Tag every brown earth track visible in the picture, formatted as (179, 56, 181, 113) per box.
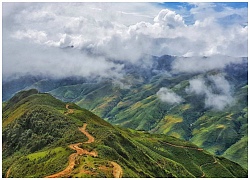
(6, 104, 122, 178)
(46, 104, 122, 178)
(110, 161, 123, 178)
(65, 104, 74, 115)
(45, 104, 97, 178)
(79, 124, 95, 144)
(45, 122, 97, 178)
(6, 166, 11, 178)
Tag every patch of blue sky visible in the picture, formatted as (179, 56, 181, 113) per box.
(160, 2, 194, 11)
(159, 2, 247, 11)
(157, 2, 247, 25)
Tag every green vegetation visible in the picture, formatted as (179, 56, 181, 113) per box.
(2, 90, 247, 178)
(47, 68, 248, 169)
(6, 147, 71, 178)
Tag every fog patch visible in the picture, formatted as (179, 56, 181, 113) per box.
(186, 74, 234, 110)
(157, 87, 183, 104)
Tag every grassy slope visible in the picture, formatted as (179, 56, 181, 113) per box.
(2, 90, 247, 178)
(48, 71, 248, 169)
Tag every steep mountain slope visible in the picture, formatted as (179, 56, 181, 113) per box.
(2, 55, 248, 169)
(48, 62, 247, 168)
(2, 90, 247, 178)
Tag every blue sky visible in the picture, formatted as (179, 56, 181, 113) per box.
(158, 2, 248, 25)
(161, 2, 248, 10)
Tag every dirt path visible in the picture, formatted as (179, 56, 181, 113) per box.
(79, 124, 95, 144)
(65, 104, 74, 115)
(45, 122, 97, 178)
(6, 104, 122, 178)
(46, 105, 97, 178)
(110, 162, 123, 178)
(159, 141, 203, 151)
(6, 166, 11, 178)
(199, 156, 218, 178)
(46, 104, 122, 178)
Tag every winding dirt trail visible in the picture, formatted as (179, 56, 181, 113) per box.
(46, 104, 122, 178)
(45, 122, 97, 178)
(79, 124, 95, 144)
(45, 104, 97, 178)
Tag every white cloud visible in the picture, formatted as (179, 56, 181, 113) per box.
(153, 9, 186, 28)
(2, 2, 248, 80)
(157, 87, 183, 104)
(13, 29, 48, 44)
(205, 93, 233, 111)
(208, 74, 231, 95)
(172, 55, 244, 73)
(186, 77, 208, 95)
(186, 74, 234, 110)
(2, 37, 124, 80)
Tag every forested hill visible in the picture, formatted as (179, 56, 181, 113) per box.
(2, 89, 247, 178)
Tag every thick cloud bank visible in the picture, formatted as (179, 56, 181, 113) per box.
(3, 2, 248, 80)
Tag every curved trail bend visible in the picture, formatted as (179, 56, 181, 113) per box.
(110, 162, 123, 178)
(65, 104, 74, 115)
(45, 123, 97, 178)
(46, 104, 122, 178)
(200, 156, 218, 178)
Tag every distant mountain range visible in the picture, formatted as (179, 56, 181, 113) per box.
(3, 55, 248, 169)
(2, 89, 247, 177)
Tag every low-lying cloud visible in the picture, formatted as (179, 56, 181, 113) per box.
(2, 37, 124, 80)
(157, 87, 183, 104)
(186, 74, 234, 110)
(171, 55, 245, 73)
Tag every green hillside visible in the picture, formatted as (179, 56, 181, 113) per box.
(2, 90, 247, 178)
(48, 71, 248, 169)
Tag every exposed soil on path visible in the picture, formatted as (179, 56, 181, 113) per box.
(45, 122, 97, 178)
(79, 124, 95, 144)
(6, 104, 122, 178)
(46, 104, 122, 178)
(65, 104, 74, 115)
(110, 161, 123, 178)
(6, 166, 11, 178)
(45, 105, 97, 178)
